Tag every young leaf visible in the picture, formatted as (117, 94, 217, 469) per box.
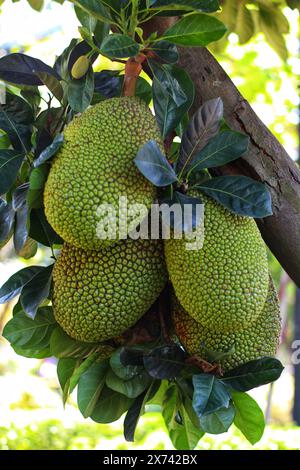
(200, 403, 235, 434)
(2, 306, 56, 349)
(231, 390, 265, 445)
(134, 140, 178, 187)
(0, 150, 24, 195)
(192, 374, 231, 417)
(0, 53, 61, 86)
(188, 130, 249, 173)
(20, 264, 53, 319)
(160, 13, 226, 47)
(67, 66, 95, 113)
(143, 344, 186, 379)
(77, 361, 109, 418)
(0, 265, 51, 304)
(99, 34, 140, 59)
(33, 134, 64, 168)
(90, 386, 133, 423)
(151, 40, 179, 63)
(196, 175, 273, 218)
(178, 98, 223, 173)
(222, 357, 284, 392)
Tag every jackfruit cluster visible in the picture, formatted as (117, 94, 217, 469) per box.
(52, 238, 167, 342)
(172, 277, 281, 372)
(44, 97, 162, 250)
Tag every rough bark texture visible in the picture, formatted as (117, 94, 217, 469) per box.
(178, 47, 300, 287)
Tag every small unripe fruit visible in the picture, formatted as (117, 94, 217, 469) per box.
(71, 56, 90, 79)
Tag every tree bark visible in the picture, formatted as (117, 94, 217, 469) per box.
(178, 47, 300, 287)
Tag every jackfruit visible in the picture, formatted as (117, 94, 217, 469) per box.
(172, 278, 281, 372)
(44, 97, 162, 249)
(52, 238, 167, 342)
(165, 192, 269, 331)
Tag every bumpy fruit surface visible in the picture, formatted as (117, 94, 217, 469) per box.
(44, 97, 162, 249)
(165, 192, 269, 331)
(52, 238, 167, 342)
(172, 278, 281, 372)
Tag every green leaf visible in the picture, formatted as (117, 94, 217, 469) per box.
(35, 72, 63, 102)
(134, 140, 178, 187)
(188, 130, 249, 173)
(69, 351, 100, 393)
(106, 369, 152, 398)
(0, 53, 61, 86)
(33, 134, 64, 168)
(110, 349, 144, 380)
(90, 386, 133, 423)
(20, 264, 53, 319)
(200, 403, 235, 434)
(29, 208, 63, 247)
(13, 204, 29, 255)
(0, 199, 14, 246)
(151, 62, 194, 138)
(160, 13, 226, 47)
(2, 306, 56, 349)
(100, 34, 140, 59)
(231, 390, 265, 445)
(75, 3, 98, 32)
(50, 326, 97, 358)
(196, 175, 273, 218)
(150, 1, 220, 13)
(151, 40, 179, 63)
(77, 361, 109, 418)
(0, 150, 24, 195)
(27, 164, 49, 209)
(192, 374, 231, 417)
(143, 344, 186, 380)
(67, 66, 94, 112)
(0, 265, 46, 304)
(223, 357, 284, 392)
(57, 358, 78, 404)
(27, 0, 44, 12)
(235, 2, 254, 44)
(72, 0, 112, 24)
(0, 93, 33, 152)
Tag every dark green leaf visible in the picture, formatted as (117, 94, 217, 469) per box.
(223, 357, 284, 392)
(192, 374, 231, 417)
(120, 347, 145, 367)
(20, 264, 53, 319)
(35, 72, 64, 102)
(0, 53, 61, 86)
(72, 0, 112, 24)
(77, 361, 109, 418)
(188, 130, 249, 173)
(150, 1, 219, 13)
(178, 98, 223, 174)
(100, 34, 140, 59)
(0, 93, 33, 152)
(12, 344, 51, 359)
(27, 165, 49, 209)
(57, 358, 77, 404)
(50, 326, 97, 358)
(29, 208, 63, 246)
(200, 403, 235, 434)
(134, 140, 178, 187)
(0, 265, 47, 304)
(94, 70, 120, 98)
(90, 386, 133, 423)
(110, 349, 144, 379)
(69, 351, 100, 393)
(2, 306, 56, 349)
(0, 199, 14, 245)
(160, 191, 204, 235)
(33, 134, 64, 168)
(13, 204, 29, 255)
(151, 41, 179, 63)
(12, 182, 29, 210)
(0, 150, 24, 195)
(196, 175, 273, 218)
(67, 66, 94, 112)
(160, 13, 226, 46)
(106, 369, 152, 398)
(75, 4, 98, 32)
(143, 344, 186, 379)
(231, 391, 265, 445)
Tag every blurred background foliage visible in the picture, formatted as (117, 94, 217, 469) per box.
(0, 0, 299, 450)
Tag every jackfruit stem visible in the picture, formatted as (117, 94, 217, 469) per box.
(123, 54, 146, 97)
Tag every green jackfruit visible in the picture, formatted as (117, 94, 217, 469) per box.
(165, 193, 269, 331)
(44, 97, 162, 249)
(52, 238, 167, 342)
(172, 278, 281, 372)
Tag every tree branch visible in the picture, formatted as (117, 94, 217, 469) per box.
(178, 47, 300, 287)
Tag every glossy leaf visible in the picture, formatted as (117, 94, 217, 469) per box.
(231, 391, 265, 445)
(0, 199, 14, 245)
(33, 133, 64, 167)
(100, 34, 140, 59)
(0, 265, 49, 304)
(188, 130, 249, 173)
(160, 191, 204, 235)
(77, 361, 109, 418)
(13, 204, 29, 255)
(134, 140, 178, 187)
(29, 208, 63, 247)
(12, 182, 29, 211)
(196, 175, 273, 218)
(106, 369, 151, 398)
(110, 349, 144, 380)
(90, 386, 133, 423)
(178, 98, 223, 173)
(151, 40, 179, 63)
(0, 53, 61, 86)
(160, 13, 226, 46)
(0, 150, 24, 195)
(143, 344, 186, 379)
(200, 403, 235, 434)
(67, 66, 94, 112)
(20, 264, 53, 319)
(192, 374, 231, 417)
(94, 70, 120, 98)
(0, 93, 33, 152)
(72, 0, 112, 24)
(223, 357, 284, 392)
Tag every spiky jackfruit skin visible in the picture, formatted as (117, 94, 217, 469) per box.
(44, 97, 162, 249)
(165, 193, 269, 331)
(172, 278, 281, 372)
(52, 238, 167, 342)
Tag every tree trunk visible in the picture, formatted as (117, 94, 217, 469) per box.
(293, 288, 300, 425)
(178, 47, 300, 288)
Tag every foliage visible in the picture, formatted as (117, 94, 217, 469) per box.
(0, 0, 285, 450)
